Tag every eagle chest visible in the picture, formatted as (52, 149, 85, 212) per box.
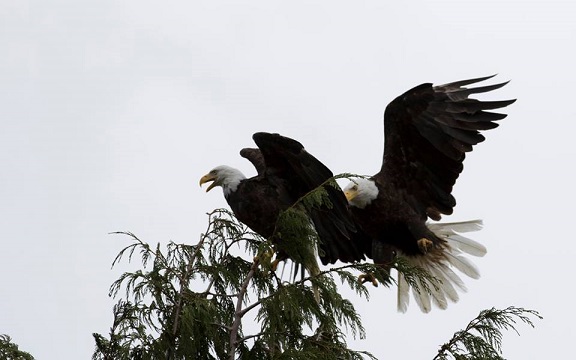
(227, 182, 284, 238)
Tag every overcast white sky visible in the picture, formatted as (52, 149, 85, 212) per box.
(1, 0, 574, 358)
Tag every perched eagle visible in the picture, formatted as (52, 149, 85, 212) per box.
(343, 75, 515, 313)
(200, 132, 370, 285)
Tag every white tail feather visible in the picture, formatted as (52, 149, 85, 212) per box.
(448, 234, 486, 257)
(397, 273, 410, 313)
(434, 272, 460, 303)
(412, 277, 432, 313)
(428, 219, 483, 234)
(446, 252, 481, 279)
(429, 219, 487, 257)
(429, 279, 448, 310)
(397, 219, 485, 313)
(436, 263, 465, 297)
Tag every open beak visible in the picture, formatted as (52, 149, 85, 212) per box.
(199, 173, 218, 192)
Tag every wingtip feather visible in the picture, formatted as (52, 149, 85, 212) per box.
(436, 74, 498, 89)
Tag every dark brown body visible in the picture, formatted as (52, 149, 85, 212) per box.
(350, 180, 442, 258)
(229, 133, 371, 265)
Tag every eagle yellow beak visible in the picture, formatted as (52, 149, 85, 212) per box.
(344, 189, 357, 202)
(199, 173, 218, 192)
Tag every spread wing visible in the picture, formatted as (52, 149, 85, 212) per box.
(240, 148, 266, 175)
(252, 132, 369, 264)
(376, 75, 515, 221)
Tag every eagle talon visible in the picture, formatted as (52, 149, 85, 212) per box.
(358, 273, 378, 287)
(417, 238, 434, 253)
(255, 249, 287, 273)
(254, 249, 276, 270)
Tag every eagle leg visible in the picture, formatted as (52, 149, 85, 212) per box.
(270, 257, 282, 272)
(253, 248, 275, 267)
(358, 273, 379, 287)
(417, 238, 434, 253)
(270, 251, 290, 272)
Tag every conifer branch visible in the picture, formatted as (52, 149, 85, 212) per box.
(229, 257, 260, 360)
(203, 291, 239, 298)
(238, 298, 265, 318)
(434, 306, 542, 360)
(0, 335, 35, 360)
(94, 208, 541, 360)
(165, 223, 211, 360)
(237, 332, 265, 343)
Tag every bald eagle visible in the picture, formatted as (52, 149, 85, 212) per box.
(343, 75, 515, 313)
(200, 132, 370, 286)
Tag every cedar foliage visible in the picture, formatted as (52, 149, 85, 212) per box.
(434, 307, 542, 360)
(1, 180, 541, 359)
(92, 208, 380, 360)
(91, 181, 541, 359)
(91, 218, 541, 358)
(0, 335, 35, 360)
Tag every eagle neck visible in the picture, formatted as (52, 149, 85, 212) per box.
(351, 179, 379, 209)
(222, 171, 246, 197)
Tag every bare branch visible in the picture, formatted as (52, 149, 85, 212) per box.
(237, 332, 265, 344)
(228, 258, 260, 360)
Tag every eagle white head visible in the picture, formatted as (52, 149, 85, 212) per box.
(343, 178, 379, 209)
(199, 165, 246, 196)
